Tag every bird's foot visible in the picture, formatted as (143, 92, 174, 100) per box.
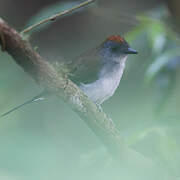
(96, 103, 103, 112)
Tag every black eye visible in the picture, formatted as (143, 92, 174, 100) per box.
(111, 47, 118, 52)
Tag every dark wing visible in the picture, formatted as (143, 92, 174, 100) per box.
(67, 48, 103, 84)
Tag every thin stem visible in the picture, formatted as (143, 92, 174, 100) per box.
(21, 0, 95, 34)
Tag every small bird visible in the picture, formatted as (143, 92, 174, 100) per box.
(2, 35, 137, 116)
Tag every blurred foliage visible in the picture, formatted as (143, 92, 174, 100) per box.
(123, 5, 180, 178)
(127, 6, 180, 113)
(1, 1, 180, 180)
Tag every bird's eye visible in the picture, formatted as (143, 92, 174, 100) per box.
(111, 47, 118, 52)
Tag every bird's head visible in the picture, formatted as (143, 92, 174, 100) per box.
(98, 35, 138, 63)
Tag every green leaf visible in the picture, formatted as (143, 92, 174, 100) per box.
(126, 127, 158, 146)
(147, 23, 166, 55)
(145, 48, 180, 82)
(126, 24, 146, 42)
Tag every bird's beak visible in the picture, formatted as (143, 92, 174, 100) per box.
(125, 48, 138, 54)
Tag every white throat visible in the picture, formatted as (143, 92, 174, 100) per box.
(79, 56, 128, 104)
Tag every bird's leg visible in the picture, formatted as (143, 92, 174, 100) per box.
(95, 103, 115, 129)
(96, 103, 103, 112)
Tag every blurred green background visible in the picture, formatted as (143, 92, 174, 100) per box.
(0, 0, 180, 179)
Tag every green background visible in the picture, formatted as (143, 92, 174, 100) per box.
(0, 0, 179, 179)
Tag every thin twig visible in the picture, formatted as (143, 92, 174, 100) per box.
(21, 0, 95, 34)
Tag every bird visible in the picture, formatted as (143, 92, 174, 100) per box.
(1, 35, 137, 117)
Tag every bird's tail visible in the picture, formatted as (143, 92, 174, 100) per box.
(1, 91, 47, 117)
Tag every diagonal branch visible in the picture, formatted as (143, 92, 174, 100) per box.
(0, 18, 156, 170)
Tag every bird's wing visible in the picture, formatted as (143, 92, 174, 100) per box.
(67, 48, 103, 84)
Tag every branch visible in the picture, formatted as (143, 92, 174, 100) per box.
(0, 18, 157, 171)
(21, 0, 95, 34)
